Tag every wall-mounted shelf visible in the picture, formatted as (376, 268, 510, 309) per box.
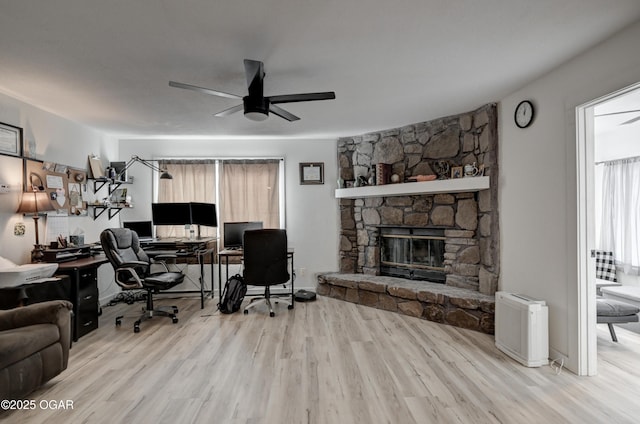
(335, 176, 490, 199)
(88, 204, 132, 220)
(89, 177, 132, 195)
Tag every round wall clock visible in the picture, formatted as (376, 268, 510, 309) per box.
(514, 100, 535, 128)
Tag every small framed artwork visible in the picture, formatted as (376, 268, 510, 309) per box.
(451, 166, 463, 179)
(300, 162, 324, 185)
(0, 122, 23, 158)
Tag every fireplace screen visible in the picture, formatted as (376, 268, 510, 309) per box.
(379, 227, 446, 283)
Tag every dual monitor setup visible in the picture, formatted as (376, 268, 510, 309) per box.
(123, 202, 262, 248)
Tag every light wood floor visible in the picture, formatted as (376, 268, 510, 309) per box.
(4, 295, 640, 424)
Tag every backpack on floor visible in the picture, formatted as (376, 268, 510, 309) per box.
(218, 274, 247, 314)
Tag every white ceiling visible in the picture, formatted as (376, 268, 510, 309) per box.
(1, 1, 639, 139)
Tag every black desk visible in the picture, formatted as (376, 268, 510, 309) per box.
(1, 255, 108, 342)
(142, 237, 217, 309)
(56, 255, 109, 341)
(217, 248, 295, 304)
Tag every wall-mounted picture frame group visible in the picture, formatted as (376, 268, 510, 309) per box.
(300, 162, 324, 185)
(0, 121, 23, 158)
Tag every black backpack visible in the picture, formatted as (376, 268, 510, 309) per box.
(218, 274, 247, 314)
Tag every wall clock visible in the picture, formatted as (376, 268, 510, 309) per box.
(514, 100, 535, 128)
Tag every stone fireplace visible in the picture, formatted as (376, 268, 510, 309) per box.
(337, 103, 499, 296)
(318, 104, 499, 334)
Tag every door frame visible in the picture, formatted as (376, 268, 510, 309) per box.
(576, 82, 640, 376)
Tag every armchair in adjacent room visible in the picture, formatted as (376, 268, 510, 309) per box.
(242, 229, 294, 317)
(100, 228, 184, 333)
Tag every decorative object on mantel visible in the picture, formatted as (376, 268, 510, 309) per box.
(451, 166, 463, 179)
(390, 174, 401, 183)
(376, 163, 392, 185)
(406, 174, 437, 182)
(433, 161, 450, 180)
(16, 189, 55, 262)
(299, 162, 324, 185)
(463, 162, 479, 177)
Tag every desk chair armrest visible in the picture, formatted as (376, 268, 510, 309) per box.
(150, 255, 177, 272)
(115, 263, 147, 289)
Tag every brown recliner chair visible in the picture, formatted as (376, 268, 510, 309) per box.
(0, 300, 73, 399)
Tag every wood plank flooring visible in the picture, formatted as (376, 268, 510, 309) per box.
(3, 295, 640, 424)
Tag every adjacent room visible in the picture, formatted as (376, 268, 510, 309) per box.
(1, 2, 640, 423)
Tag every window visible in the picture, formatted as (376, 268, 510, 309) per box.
(156, 158, 283, 241)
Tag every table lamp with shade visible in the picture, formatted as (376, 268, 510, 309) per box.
(16, 190, 55, 262)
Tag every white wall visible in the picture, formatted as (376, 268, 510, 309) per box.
(118, 138, 340, 290)
(0, 92, 119, 302)
(499, 20, 640, 373)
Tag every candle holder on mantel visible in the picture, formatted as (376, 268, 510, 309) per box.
(16, 190, 55, 262)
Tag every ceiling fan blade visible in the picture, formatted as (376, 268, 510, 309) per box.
(621, 115, 640, 125)
(594, 109, 640, 117)
(244, 59, 265, 97)
(269, 92, 336, 104)
(214, 104, 244, 117)
(169, 81, 242, 100)
(270, 104, 300, 122)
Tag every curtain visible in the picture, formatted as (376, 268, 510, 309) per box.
(599, 157, 640, 275)
(219, 160, 280, 245)
(157, 160, 217, 238)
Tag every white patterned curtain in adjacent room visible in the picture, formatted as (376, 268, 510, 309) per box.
(599, 157, 640, 275)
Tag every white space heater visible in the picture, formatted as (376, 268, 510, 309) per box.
(495, 291, 549, 367)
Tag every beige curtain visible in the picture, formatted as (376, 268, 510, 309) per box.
(156, 160, 217, 238)
(220, 160, 280, 232)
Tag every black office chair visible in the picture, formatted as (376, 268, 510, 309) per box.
(242, 229, 294, 317)
(100, 228, 184, 332)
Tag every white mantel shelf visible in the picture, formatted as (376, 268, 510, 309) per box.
(335, 176, 490, 199)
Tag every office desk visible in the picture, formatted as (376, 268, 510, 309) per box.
(54, 255, 109, 341)
(143, 237, 217, 309)
(218, 248, 295, 304)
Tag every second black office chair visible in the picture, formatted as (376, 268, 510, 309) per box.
(242, 229, 294, 317)
(101, 228, 184, 332)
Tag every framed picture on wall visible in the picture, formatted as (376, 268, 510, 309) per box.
(0, 122, 23, 158)
(300, 162, 324, 185)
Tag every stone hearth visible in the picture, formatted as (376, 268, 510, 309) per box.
(317, 273, 495, 334)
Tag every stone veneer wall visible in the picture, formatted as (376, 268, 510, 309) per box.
(338, 103, 499, 295)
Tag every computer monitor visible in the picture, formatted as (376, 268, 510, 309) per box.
(122, 221, 154, 240)
(224, 221, 263, 248)
(189, 202, 217, 227)
(151, 203, 192, 226)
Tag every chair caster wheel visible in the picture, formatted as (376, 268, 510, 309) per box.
(244, 310, 248, 315)
(270, 312, 275, 317)
(288, 305, 294, 310)
(172, 317, 179, 324)
(173, 307, 179, 314)
(134, 325, 140, 333)
(115, 319, 122, 326)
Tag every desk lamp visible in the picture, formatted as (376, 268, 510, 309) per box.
(117, 156, 173, 180)
(17, 189, 55, 262)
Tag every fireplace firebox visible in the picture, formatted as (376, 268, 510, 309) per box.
(378, 226, 446, 283)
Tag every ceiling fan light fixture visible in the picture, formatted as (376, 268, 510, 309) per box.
(243, 96, 269, 121)
(245, 111, 268, 121)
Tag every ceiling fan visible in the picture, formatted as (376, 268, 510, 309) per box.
(595, 109, 640, 125)
(169, 59, 336, 122)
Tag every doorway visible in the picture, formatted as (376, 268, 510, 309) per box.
(577, 82, 640, 376)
